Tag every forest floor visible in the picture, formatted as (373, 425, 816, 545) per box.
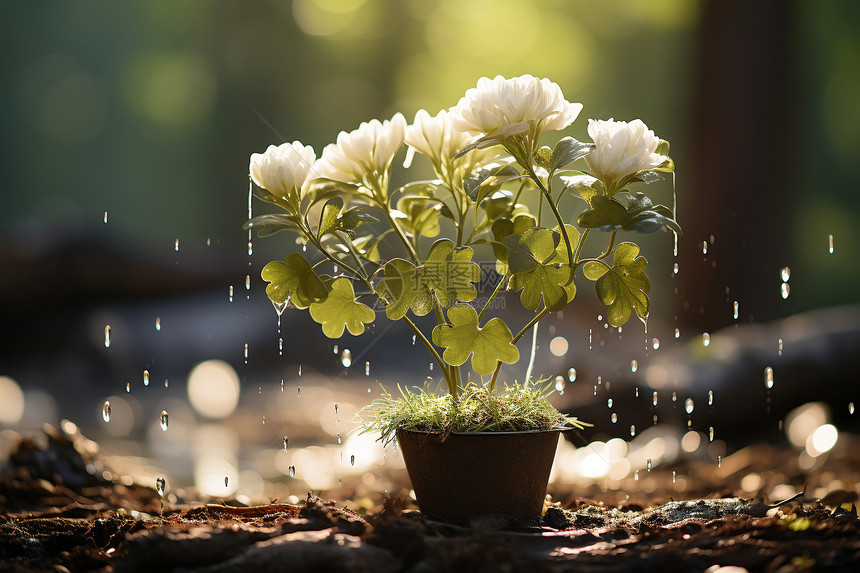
(2, 425, 859, 572)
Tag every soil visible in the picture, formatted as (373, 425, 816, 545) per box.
(2, 425, 859, 572)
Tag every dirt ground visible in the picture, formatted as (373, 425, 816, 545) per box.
(1, 425, 859, 572)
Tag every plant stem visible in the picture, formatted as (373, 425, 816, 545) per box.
(526, 166, 574, 280)
(383, 209, 420, 264)
(401, 315, 454, 394)
(598, 231, 617, 260)
(573, 228, 590, 266)
(477, 271, 508, 322)
(524, 320, 539, 387)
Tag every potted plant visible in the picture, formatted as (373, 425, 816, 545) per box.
(246, 74, 678, 525)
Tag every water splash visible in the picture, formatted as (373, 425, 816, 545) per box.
(297, 386, 301, 397)
(673, 262, 679, 275)
(701, 241, 708, 255)
(334, 404, 339, 415)
(160, 410, 168, 431)
(104, 325, 111, 348)
(244, 343, 249, 364)
(102, 401, 111, 422)
(850, 402, 855, 415)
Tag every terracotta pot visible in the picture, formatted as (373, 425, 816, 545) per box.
(396, 428, 561, 526)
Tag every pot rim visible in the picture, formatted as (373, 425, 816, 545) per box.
(396, 427, 571, 436)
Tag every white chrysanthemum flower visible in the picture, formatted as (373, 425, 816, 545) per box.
(313, 113, 407, 189)
(249, 141, 316, 199)
(448, 75, 583, 144)
(585, 119, 667, 181)
(405, 109, 474, 165)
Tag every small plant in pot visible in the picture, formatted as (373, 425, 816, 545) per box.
(247, 74, 678, 526)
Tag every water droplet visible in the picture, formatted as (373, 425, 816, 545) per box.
(607, 398, 613, 408)
(280, 379, 285, 392)
(672, 391, 677, 402)
(568, 368, 576, 382)
(672, 470, 676, 483)
(684, 398, 694, 415)
(164, 379, 168, 388)
(630, 360, 638, 373)
(261, 415, 266, 425)
(674, 328, 680, 339)
(103, 211, 108, 223)
(244, 343, 249, 364)
(334, 404, 339, 416)
(143, 370, 150, 386)
(652, 338, 660, 350)
(554, 375, 565, 393)
(429, 363, 433, 371)
(611, 412, 617, 423)
(634, 470, 639, 481)
(701, 241, 708, 255)
(635, 387, 639, 397)
(412, 334, 416, 345)
(849, 402, 855, 415)
(780, 267, 791, 282)
(733, 301, 739, 320)
(247, 241, 253, 256)
(703, 333, 710, 347)
(780, 283, 790, 299)
(126, 382, 131, 393)
(278, 338, 283, 356)
(652, 392, 658, 406)
(297, 386, 301, 397)
(764, 366, 774, 389)
(673, 262, 679, 275)
(365, 361, 370, 376)
(104, 325, 111, 348)
(337, 433, 342, 444)
(647, 458, 652, 472)
(228, 285, 234, 302)
(156, 477, 165, 496)
(630, 425, 636, 437)
(333, 344, 338, 354)
(155, 316, 161, 332)
(778, 338, 783, 356)
(283, 436, 289, 451)
(245, 274, 251, 290)
(350, 454, 355, 466)
(708, 390, 714, 406)
(102, 401, 111, 422)
(160, 410, 168, 431)
(288, 465, 295, 478)
(341, 349, 352, 368)
(174, 238, 180, 252)
(718, 456, 722, 468)
(298, 365, 302, 377)
(225, 476, 229, 488)
(828, 234, 834, 254)
(709, 427, 715, 442)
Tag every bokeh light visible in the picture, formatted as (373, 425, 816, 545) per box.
(187, 360, 241, 419)
(0, 376, 25, 426)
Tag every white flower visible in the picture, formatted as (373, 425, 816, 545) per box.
(448, 75, 583, 143)
(313, 113, 407, 188)
(585, 119, 668, 181)
(249, 141, 316, 199)
(405, 109, 473, 165)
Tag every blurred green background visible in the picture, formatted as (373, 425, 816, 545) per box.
(1, 0, 858, 327)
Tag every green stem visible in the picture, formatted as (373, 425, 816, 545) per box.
(598, 231, 617, 260)
(400, 315, 454, 394)
(478, 271, 508, 322)
(383, 209, 420, 264)
(527, 167, 574, 280)
(573, 228, 590, 267)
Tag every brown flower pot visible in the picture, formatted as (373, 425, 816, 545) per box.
(396, 428, 561, 526)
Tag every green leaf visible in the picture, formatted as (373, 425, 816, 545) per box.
(309, 277, 376, 338)
(243, 213, 304, 238)
(655, 139, 670, 155)
(577, 193, 681, 235)
(317, 197, 343, 239)
(396, 195, 443, 239)
(261, 253, 329, 312)
(377, 239, 481, 320)
(252, 186, 297, 215)
(431, 305, 519, 375)
(505, 227, 572, 311)
(302, 178, 363, 212)
(465, 163, 521, 209)
(586, 242, 651, 327)
(560, 173, 602, 202)
(338, 206, 379, 235)
(550, 137, 594, 174)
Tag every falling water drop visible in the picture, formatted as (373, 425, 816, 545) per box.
(174, 238, 180, 252)
(412, 334, 416, 345)
(335, 404, 339, 415)
(429, 363, 433, 371)
(630, 425, 636, 437)
(365, 361, 370, 376)
(673, 262, 679, 275)
(718, 456, 722, 468)
(102, 401, 111, 422)
(674, 328, 680, 339)
(244, 343, 249, 363)
(701, 241, 708, 255)
(733, 301, 739, 320)
(278, 338, 283, 356)
(611, 412, 618, 424)
(245, 274, 251, 290)
(350, 455, 355, 466)
(225, 476, 229, 488)
(337, 433, 342, 445)
(703, 333, 710, 347)
(652, 338, 660, 350)
(333, 344, 338, 354)
(828, 234, 834, 254)
(635, 387, 639, 397)
(708, 390, 714, 406)
(104, 325, 111, 348)
(652, 392, 658, 407)
(156, 477, 165, 496)
(228, 285, 234, 302)
(289, 465, 295, 478)
(568, 368, 577, 382)
(634, 470, 639, 480)
(709, 427, 715, 442)
(298, 365, 302, 377)
(630, 360, 638, 373)
(103, 211, 108, 223)
(647, 458, 652, 472)
(164, 379, 168, 388)
(341, 349, 352, 368)
(297, 386, 301, 397)
(780, 267, 791, 282)
(764, 366, 774, 389)
(672, 391, 677, 402)
(780, 283, 790, 299)
(248, 241, 253, 256)
(283, 436, 289, 452)
(143, 370, 150, 386)
(155, 316, 161, 332)
(850, 402, 855, 415)
(673, 470, 676, 484)
(280, 379, 285, 392)
(607, 398, 613, 409)
(126, 382, 131, 393)
(160, 410, 169, 431)
(684, 398, 694, 415)
(555, 376, 565, 393)
(778, 338, 783, 356)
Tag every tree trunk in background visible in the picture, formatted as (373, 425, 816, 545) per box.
(679, 1, 794, 333)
